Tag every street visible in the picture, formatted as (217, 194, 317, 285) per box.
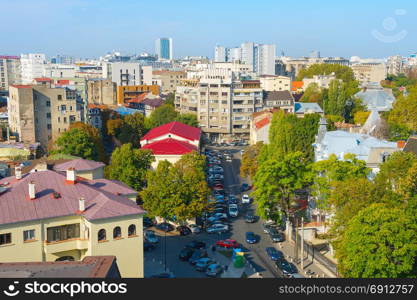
(144, 146, 327, 278)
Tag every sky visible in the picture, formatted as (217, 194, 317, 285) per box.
(1, 0, 417, 59)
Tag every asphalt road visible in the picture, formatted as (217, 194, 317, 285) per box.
(144, 146, 285, 278)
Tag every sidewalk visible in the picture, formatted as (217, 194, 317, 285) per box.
(209, 247, 259, 278)
(276, 240, 336, 278)
(144, 257, 175, 278)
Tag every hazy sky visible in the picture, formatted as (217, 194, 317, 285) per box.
(1, 0, 416, 59)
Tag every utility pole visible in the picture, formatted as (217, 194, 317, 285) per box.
(301, 217, 304, 271)
(294, 217, 298, 262)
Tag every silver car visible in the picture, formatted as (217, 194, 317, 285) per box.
(206, 264, 223, 277)
(207, 224, 229, 234)
(189, 224, 201, 234)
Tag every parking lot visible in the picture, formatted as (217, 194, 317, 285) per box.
(144, 145, 298, 278)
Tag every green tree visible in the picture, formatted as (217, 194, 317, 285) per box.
(165, 92, 175, 106)
(107, 118, 124, 136)
(337, 203, 417, 278)
(118, 113, 147, 147)
(354, 111, 371, 125)
(53, 128, 98, 160)
(311, 154, 371, 212)
(69, 122, 106, 162)
(297, 64, 356, 84)
(300, 83, 323, 105)
(240, 142, 264, 179)
(147, 104, 179, 128)
(105, 143, 154, 192)
(253, 152, 311, 222)
(176, 113, 199, 127)
(140, 152, 209, 222)
(388, 85, 417, 132)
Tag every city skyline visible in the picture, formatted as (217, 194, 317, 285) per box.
(1, 0, 416, 59)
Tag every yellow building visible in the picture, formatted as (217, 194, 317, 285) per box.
(117, 85, 160, 105)
(0, 159, 145, 278)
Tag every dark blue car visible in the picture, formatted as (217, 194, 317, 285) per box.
(245, 232, 258, 244)
(266, 247, 283, 261)
(241, 183, 250, 192)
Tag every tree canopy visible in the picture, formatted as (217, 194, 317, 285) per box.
(105, 143, 154, 192)
(297, 63, 357, 84)
(53, 128, 98, 160)
(69, 122, 106, 162)
(240, 142, 264, 179)
(140, 152, 209, 222)
(337, 203, 417, 278)
(388, 85, 417, 132)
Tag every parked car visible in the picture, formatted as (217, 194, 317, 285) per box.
(156, 222, 174, 232)
(276, 260, 298, 275)
(143, 217, 156, 228)
(244, 213, 257, 223)
(213, 184, 224, 190)
(207, 224, 229, 234)
(268, 228, 285, 243)
(195, 258, 215, 271)
(149, 273, 175, 278)
(186, 240, 206, 249)
(245, 232, 258, 244)
(179, 247, 195, 261)
(176, 225, 192, 236)
(262, 222, 274, 233)
(188, 249, 208, 264)
(189, 224, 201, 234)
(206, 264, 223, 277)
(144, 230, 159, 243)
(144, 241, 156, 252)
(241, 194, 251, 204)
(216, 239, 239, 249)
(228, 195, 238, 204)
(228, 204, 239, 217)
(266, 247, 284, 261)
(241, 183, 250, 192)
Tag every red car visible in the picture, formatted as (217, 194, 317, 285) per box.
(213, 184, 224, 190)
(216, 239, 240, 249)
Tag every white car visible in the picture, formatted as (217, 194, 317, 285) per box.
(228, 204, 239, 217)
(241, 194, 251, 204)
(206, 223, 229, 234)
(188, 224, 201, 234)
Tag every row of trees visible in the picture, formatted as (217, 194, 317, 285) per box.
(241, 105, 417, 277)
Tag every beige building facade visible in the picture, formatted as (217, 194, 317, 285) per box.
(8, 85, 83, 149)
(87, 79, 117, 105)
(352, 63, 387, 84)
(260, 75, 291, 91)
(150, 70, 186, 93)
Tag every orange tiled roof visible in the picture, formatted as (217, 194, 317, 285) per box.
(87, 104, 109, 110)
(34, 77, 53, 82)
(126, 93, 149, 103)
(255, 117, 271, 130)
(292, 81, 304, 91)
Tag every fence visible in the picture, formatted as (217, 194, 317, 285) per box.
(291, 229, 338, 277)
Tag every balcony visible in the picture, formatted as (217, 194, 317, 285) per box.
(44, 238, 89, 254)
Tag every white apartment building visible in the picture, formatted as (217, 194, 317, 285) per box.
(260, 75, 292, 91)
(20, 54, 46, 84)
(0, 56, 21, 90)
(44, 64, 77, 78)
(387, 55, 405, 76)
(213, 42, 276, 76)
(215, 46, 227, 62)
(110, 62, 152, 86)
(303, 74, 339, 90)
(351, 63, 387, 85)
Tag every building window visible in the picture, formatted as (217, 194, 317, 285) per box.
(46, 113, 51, 119)
(57, 95, 62, 100)
(23, 229, 35, 242)
(56, 256, 74, 262)
(98, 229, 106, 242)
(46, 101, 51, 107)
(46, 224, 80, 243)
(128, 225, 136, 237)
(47, 124, 52, 130)
(0, 233, 12, 245)
(113, 227, 122, 239)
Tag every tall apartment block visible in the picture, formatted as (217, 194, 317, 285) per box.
(175, 69, 263, 141)
(8, 85, 83, 148)
(0, 56, 21, 90)
(20, 53, 46, 84)
(213, 43, 276, 75)
(155, 38, 173, 61)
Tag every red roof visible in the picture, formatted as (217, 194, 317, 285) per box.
(141, 121, 201, 142)
(57, 79, 70, 85)
(127, 93, 149, 103)
(142, 138, 197, 155)
(0, 56, 20, 60)
(0, 170, 143, 226)
(255, 117, 271, 130)
(54, 159, 105, 172)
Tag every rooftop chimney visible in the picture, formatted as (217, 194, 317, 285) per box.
(15, 166, 22, 180)
(28, 181, 36, 200)
(66, 168, 76, 183)
(78, 197, 86, 212)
